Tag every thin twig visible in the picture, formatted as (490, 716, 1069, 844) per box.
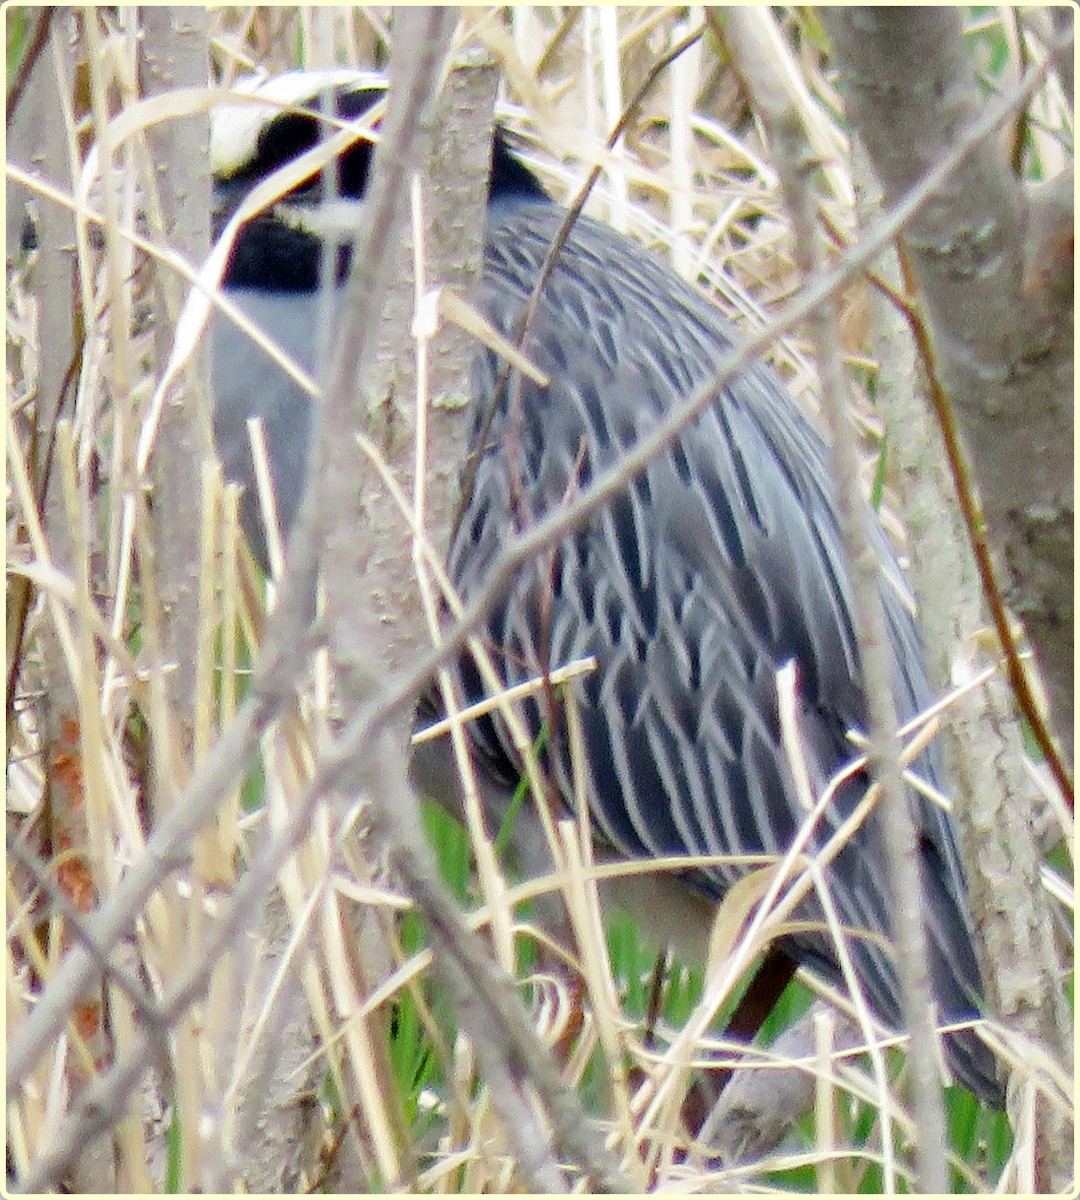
(6, 7, 53, 122)
(895, 243, 1073, 810)
(9, 43, 1057, 1114)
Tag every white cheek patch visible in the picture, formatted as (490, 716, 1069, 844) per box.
(273, 196, 368, 241)
(211, 67, 388, 179)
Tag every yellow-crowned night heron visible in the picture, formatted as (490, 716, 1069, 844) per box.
(210, 70, 1001, 1105)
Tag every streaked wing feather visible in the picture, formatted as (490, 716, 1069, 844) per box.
(449, 201, 997, 1097)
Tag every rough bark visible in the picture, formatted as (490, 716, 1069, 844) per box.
(139, 6, 213, 764)
(16, 13, 115, 1190)
(823, 11, 1073, 1188)
(823, 8, 1073, 766)
(861, 158, 1074, 1195)
(309, 13, 595, 1188)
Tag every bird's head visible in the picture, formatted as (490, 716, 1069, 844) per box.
(210, 69, 549, 292)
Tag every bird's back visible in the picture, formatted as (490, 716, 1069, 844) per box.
(209, 88, 999, 1094)
(446, 197, 998, 1101)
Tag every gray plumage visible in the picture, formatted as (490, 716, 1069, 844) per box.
(212, 289, 317, 551)
(443, 198, 996, 1100)
(210, 85, 1000, 1104)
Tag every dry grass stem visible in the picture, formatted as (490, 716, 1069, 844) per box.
(7, 6, 1069, 1192)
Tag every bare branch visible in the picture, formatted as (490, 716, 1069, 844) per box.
(823, 8, 1074, 767)
(12, 36, 1065, 1190)
(857, 127, 1075, 1200)
(720, 10, 949, 1190)
(139, 7, 213, 750)
(695, 1003, 865, 1165)
(10, 30, 1055, 1097)
(1049, 6, 1074, 108)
